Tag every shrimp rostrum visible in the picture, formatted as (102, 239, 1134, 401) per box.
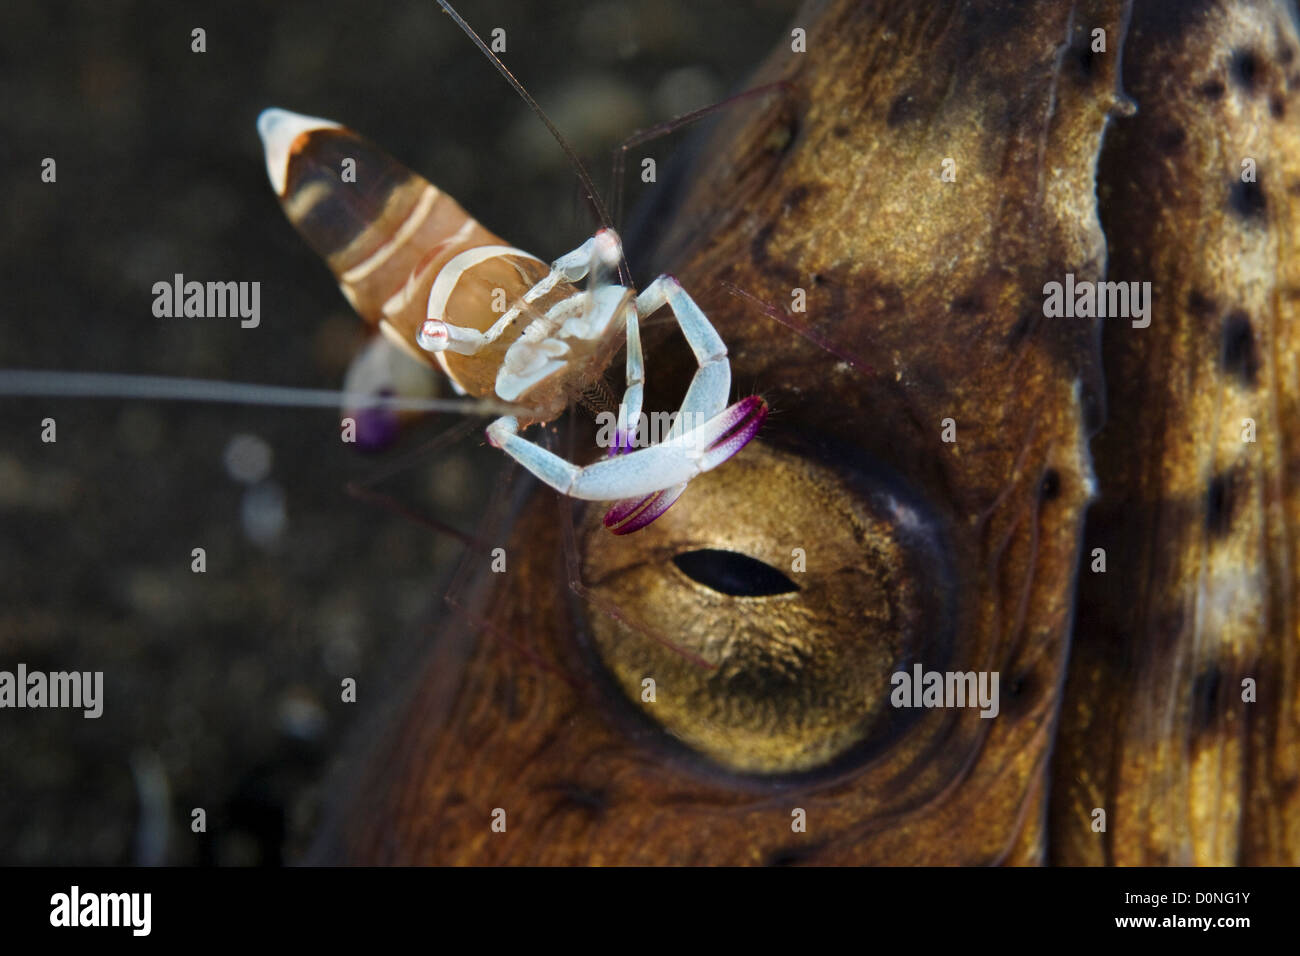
(257, 108, 767, 534)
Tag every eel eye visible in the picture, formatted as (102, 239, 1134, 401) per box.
(579, 440, 955, 777)
(671, 549, 799, 597)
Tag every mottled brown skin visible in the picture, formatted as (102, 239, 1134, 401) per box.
(1053, 0, 1300, 865)
(309, 0, 1300, 864)
(312, 0, 1104, 865)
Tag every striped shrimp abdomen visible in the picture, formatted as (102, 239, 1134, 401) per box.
(258, 109, 547, 390)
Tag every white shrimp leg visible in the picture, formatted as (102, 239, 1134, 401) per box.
(610, 301, 644, 451)
(601, 274, 733, 529)
(418, 230, 623, 356)
(486, 395, 767, 500)
(476, 228, 766, 527)
(495, 284, 629, 402)
(418, 244, 543, 355)
(488, 269, 764, 500)
(635, 275, 731, 430)
(551, 228, 622, 285)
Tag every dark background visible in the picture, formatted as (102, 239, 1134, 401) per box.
(0, 0, 797, 864)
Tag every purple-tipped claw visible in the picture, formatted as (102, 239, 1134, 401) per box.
(604, 482, 689, 535)
(704, 395, 768, 465)
(603, 396, 769, 535)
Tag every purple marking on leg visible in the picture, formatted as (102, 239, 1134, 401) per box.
(604, 481, 688, 535)
(602, 396, 768, 535)
(704, 396, 768, 462)
(606, 428, 635, 458)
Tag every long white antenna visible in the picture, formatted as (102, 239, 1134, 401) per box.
(0, 370, 515, 415)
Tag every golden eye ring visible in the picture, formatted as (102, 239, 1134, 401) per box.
(574, 436, 958, 778)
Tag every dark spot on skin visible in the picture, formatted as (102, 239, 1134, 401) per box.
(1229, 177, 1268, 221)
(1156, 125, 1186, 153)
(782, 184, 811, 212)
(1191, 666, 1223, 734)
(1188, 290, 1218, 318)
(1271, 94, 1286, 119)
(1206, 471, 1237, 538)
(1221, 311, 1259, 387)
(1231, 49, 1262, 92)
(1198, 78, 1227, 100)
(886, 91, 920, 127)
(1075, 45, 1097, 82)
(999, 672, 1037, 719)
(832, 124, 850, 138)
(1040, 469, 1061, 500)
(750, 223, 776, 268)
(1282, 46, 1296, 66)
(766, 842, 827, 866)
(781, 114, 802, 157)
(546, 783, 608, 819)
(1007, 308, 1036, 348)
(951, 294, 983, 314)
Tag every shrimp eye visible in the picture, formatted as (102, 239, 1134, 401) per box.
(671, 549, 799, 596)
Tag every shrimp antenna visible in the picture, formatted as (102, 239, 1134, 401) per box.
(0, 370, 518, 415)
(433, 1, 629, 282)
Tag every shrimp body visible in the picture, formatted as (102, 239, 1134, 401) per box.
(259, 108, 765, 532)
